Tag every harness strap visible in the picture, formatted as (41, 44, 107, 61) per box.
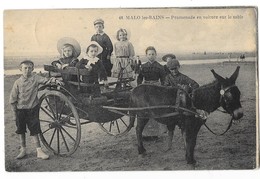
(203, 116, 233, 136)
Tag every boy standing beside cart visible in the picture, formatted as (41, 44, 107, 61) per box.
(9, 60, 62, 160)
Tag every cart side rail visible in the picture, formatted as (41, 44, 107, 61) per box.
(44, 65, 135, 87)
(102, 105, 203, 119)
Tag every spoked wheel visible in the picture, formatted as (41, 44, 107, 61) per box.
(39, 91, 81, 156)
(98, 115, 134, 137)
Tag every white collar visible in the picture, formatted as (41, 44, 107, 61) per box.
(96, 32, 104, 35)
(84, 55, 99, 66)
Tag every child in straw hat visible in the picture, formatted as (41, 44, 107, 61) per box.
(51, 37, 81, 81)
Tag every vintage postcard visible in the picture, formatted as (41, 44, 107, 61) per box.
(4, 7, 258, 171)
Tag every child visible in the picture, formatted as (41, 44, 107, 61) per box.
(76, 41, 108, 96)
(163, 56, 207, 120)
(51, 37, 81, 81)
(137, 46, 165, 85)
(163, 55, 199, 90)
(111, 28, 135, 79)
(136, 47, 167, 140)
(91, 18, 113, 77)
(9, 60, 63, 160)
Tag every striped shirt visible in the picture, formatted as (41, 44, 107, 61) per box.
(9, 74, 49, 109)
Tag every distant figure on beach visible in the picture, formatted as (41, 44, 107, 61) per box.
(228, 53, 231, 62)
(91, 18, 113, 77)
(240, 54, 245, 61)
(133, 55, 142, 79)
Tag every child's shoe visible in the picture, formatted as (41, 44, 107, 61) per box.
(36, 148, 49, 160)
(16, 147, 26, 159)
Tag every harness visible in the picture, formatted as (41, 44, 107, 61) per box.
(202, 84, 238, 136)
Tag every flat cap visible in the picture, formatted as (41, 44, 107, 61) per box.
(162, 54, 176, 62)
(94, 18, 104, 25)
(166, 59, 180, 69)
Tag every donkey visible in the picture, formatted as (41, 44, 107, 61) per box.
(129, 66, 243, 164)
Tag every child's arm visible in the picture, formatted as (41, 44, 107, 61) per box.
(71, 58, 79, 67)
(36, 74, 64, 86)
(10, 102, 18, 112)
(75, 58, 86, 69)
(159, 66, 166, 85)
(9, 81, 19, 112)
(128, 42, 135, 58)
(51, 59, 62, 69)
(163, 75, 171, 86)
(98, 60, 108, 81)
(104, 35, 113, 59)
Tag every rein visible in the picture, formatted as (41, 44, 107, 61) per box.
(203, 116, 234, 136)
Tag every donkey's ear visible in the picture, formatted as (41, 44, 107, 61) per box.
(229, 66, 240, 83)
(211, 69, 225, 83)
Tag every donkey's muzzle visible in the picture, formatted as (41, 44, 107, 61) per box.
(233, 107, 243, 120)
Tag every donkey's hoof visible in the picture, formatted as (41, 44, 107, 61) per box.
(164, 147, 172, 152)
(138, 152, 147, 158)
(187, 159, 197, 165)
(186, 163, 196, 170)
(138, 147, 146, 155)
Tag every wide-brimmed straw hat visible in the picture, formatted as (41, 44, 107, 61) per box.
(57, 37, 81, 57)
(86, 41, 103, 55)
(162, 53, 176, 62)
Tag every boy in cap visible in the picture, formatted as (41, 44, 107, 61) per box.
(163, 54, 199, 90)
(91, 18, 113, 77)
(163, 55, 208, 121)
(9, 60, 63, 160)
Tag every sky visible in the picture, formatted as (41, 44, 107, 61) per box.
(4, 8, 257, 58)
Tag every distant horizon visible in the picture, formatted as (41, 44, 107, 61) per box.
(4, 50, 256, 58)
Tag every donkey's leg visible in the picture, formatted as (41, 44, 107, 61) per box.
(166, 124, 176, 151)
(128, 112, 136, 129)
(182, 116, 202, 164)
(136, 117, 149, 154)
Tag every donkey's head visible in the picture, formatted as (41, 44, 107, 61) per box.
(211, 66, 243, 120)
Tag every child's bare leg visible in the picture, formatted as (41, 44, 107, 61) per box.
(32, 134, 41, 148)
(32, 134, 49, 160)
(16, 134, 26, 159)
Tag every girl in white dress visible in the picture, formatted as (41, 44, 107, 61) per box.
(111, 29, 135, 79)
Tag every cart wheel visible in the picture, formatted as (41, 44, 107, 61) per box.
(98, 116, 134, 137)
(39, 91, 81, 156)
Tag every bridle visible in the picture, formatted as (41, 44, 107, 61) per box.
(219, 84, 237, 114)
(203, 84, 238, 136)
